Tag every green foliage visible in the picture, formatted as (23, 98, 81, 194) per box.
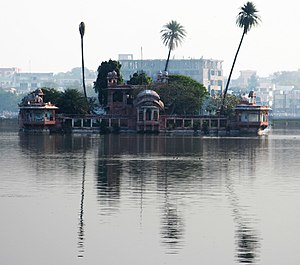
(202, 121, 209, 134)
(94, 60, 123, 105)
(236, 1, 261, 34)
(20, 87, 96, 115)
(42, 87, 62, 105)
(99, 120, 109, 134)
(161, 20, 186, 71)
(56, 89, 89, 114)
(161, 20, 187, 51)
(128, 72, 152, 85)
(206, 94, 241, 117)
(193, 120, 201, 131)
(155, 74, 208, 115)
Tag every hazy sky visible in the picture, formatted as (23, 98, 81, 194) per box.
(1, 0, 299, 78)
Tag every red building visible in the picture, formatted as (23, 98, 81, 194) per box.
(235, 91, 270, 134)
(18, 88, 58, 131)
(19, 74, 270, 135)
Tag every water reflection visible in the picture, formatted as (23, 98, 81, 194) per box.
(236, 224, 260, 263)
(160, 173, 184, 253)
(95, 135, 199, 253)
(77, 150, 86, 258)
(224, 139, 263, 264)
(15, 131, 271, 262)
(18, 132, 95, 259)
(96, 159, 121, 217)
(18, 133, 94, 176)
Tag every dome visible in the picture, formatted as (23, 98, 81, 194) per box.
(136, 89, 160, 100)
(135, 89, 164, 110)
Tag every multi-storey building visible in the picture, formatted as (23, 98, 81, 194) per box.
(272, 86, 300, 117)
(0, 68, 20, 89)
(13, 72, 54, 93)
(118, 54, 224, 95)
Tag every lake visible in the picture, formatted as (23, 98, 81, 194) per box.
(1, 120, 300, 265)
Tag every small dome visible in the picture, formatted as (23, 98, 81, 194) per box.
(136, 89, 160, 100)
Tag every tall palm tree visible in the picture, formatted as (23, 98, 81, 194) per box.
(161, 20, 186, 72)
(79, 22, 88, 103)
(222, 2, 261, 111)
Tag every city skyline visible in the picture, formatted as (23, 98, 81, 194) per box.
(1, 0, 300, 78)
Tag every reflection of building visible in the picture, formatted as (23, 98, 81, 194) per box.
(119, 54, 224, 95)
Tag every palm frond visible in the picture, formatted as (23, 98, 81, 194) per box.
(236, 1, 261, 34)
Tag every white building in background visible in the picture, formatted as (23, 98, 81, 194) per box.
(0, 68, 20, 90)
(13, 72, 54, 93)
(118, 54, 224, 95)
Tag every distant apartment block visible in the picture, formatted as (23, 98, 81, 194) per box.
(13, 73, 54, 93)
(0, 68, 20, 89)
(272, 86, 300, 117)
(118, 54, 224, 95)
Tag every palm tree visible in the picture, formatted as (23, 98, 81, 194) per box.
(79, 22, 88, 103)
(222, 2, 261, 111)
(161, 20, 186, 72)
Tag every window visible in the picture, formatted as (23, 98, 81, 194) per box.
(153, 111, 158, 121)
(139, 110, 144, 121)
(146, 109, 151, 120)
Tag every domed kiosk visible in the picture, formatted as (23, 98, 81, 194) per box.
(134, 89, 164, 132)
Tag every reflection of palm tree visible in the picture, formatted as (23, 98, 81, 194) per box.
(77, 148, 87, 258)
(222, 2, 261, 109)
(79, 22, 88, 104)
(161, 20, 186, 72)
(160, 168, 184, 253)
(226, 179, 260, 264)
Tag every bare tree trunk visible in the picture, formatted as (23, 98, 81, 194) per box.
(221, 31, 245, 113)
(81, 37, 88, 101)
(164, 48, 172, 72)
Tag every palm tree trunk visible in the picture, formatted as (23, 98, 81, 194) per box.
(81, 37, 88, 101)
(164, 48, 172, 72)
(222, 31, 246, 111)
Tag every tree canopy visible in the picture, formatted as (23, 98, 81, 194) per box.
(20, 87, 91, 114)
(128, 71, 152, 85)
(94, 60, 123, 105)
(42, 87, 62, 105)
(207, 94, 241, 118)
(154, 74, 208, 115)
(56, 89, 89, 114)
(161, 20, 186, 72)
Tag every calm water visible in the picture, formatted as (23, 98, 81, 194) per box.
(1, 120, 300, 265)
